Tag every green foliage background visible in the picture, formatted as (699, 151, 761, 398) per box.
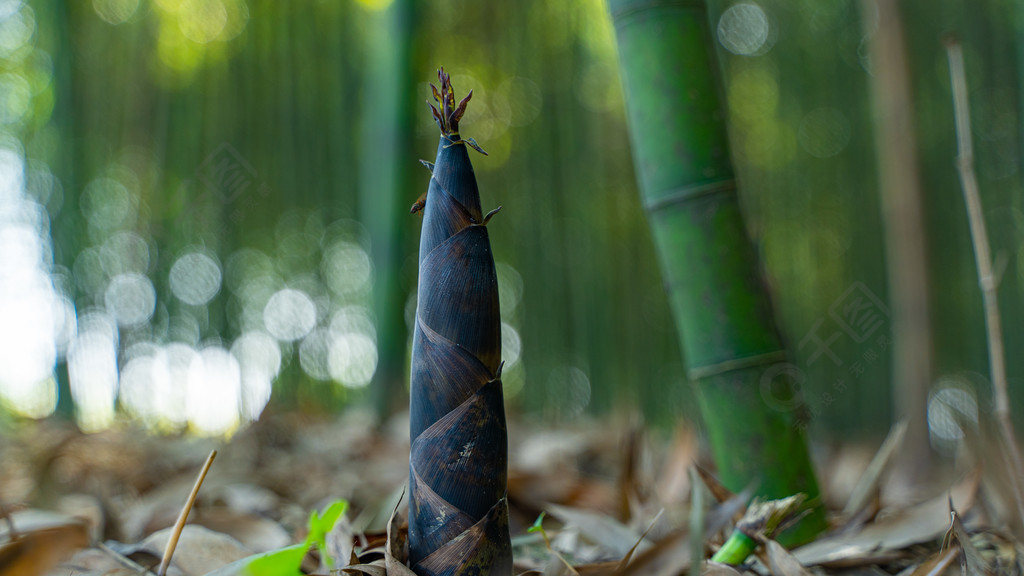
(2, 0, 1023, 440)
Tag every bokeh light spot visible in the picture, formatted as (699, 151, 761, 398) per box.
(728, 65, 778, 124)
(100, 231, 150, 276)
(299, 328, 332, 381)
(170, 250, 222, 306)
(501, 322, 521, 368)
(328, 332, 376, 389)
(546, 366, 591, 418)
(574, 61, 622, 113)
(330, 306, 376, 339)
(68, 321, 119, 433)
(0, 72, 31, 125)
(231, 330, 281, 380)
(496, 262, 523, 318)
(0, 1, 23, 19)
(0, 5, 35, 57)
(354, 0, 394, 10)
(80, 177, 134, 230)
(264, 288, 316, 341)
(177, 0, 227, 44)
(322, 240, 372, 298)
(92, 0, 139, 25)
(120, 352, 160, 423)
(744, 118, 796, 170)
(496, 77, 543, 127)
(105, 272, 156, 327)
(928, 377, 979, 447)
(186, 346, 240, 436)
(718, 3, 773, 56)
(225, 247, 277, 295)
(231, 331, 280, 420)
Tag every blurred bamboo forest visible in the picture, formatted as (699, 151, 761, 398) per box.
(1, 0, 1023, 445)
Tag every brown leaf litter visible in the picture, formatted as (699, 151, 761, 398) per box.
(1, 412, 1021, 576)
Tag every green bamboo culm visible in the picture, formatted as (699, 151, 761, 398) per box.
(407, 68, 513, 576)
(607, 0, 826, 545)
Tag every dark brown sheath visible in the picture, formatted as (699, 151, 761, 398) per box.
(407, 69, 512, 576)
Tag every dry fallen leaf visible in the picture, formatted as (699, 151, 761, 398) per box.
(842, 420, 908, 522)
(195, 509, 291, 553)
(48, 546, 143, 576)
(759, 537, 814, 576)
(384, 494, 416, 576)
(655, 427, 697, 506)
(905, 546, 960, 576)
(546, 503, 649, 558)
(615, 529, 691, 576)
(342, 558, 388, 576)
(134, 524, 251, 576)
(794, 471, 980, 567)
(702, 561, 744, 575)
(0, 510, 90, 576)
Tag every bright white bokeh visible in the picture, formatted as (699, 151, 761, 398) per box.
(67, 316, 119, 432)
(186, 345, 241, 435)
(0, 4, 34, 57)
(326, 306, 377, 388)
(231, 330, 279, 421)
(299, 327, 332, 381)
(928, 376, 980, 445)
(329, 305, 375, 339)
(0, 147, 64, 419)
(718, 3, 773, 56)
(264, 288, 316, 341)
(119, 343, 193, 428)
(501, 322, 521, 368)
(170, 250, 222, 306)
(105, 272, 156, 327)
(322, 240, 372, 298)
(0, 1, 24, 20)
(119, 352, 158, 421)
(100, 231, 150, 276)
(0, 268, 59, 409)
(327, 332, 376, 389)
(296, 305, 378, 389)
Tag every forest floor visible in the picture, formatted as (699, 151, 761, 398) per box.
(0, 410, 1020, 576)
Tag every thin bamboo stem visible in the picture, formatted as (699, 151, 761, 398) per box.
(945, 38, 1024, 535)
(863, 0, 933, 481)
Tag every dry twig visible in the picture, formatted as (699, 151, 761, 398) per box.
(157, 449, 217, 576)
(944, 37, 1024, 536)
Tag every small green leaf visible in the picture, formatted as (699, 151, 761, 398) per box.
(528, 510, 550, 546)
(244, 543, 308, 576)
(309, 499, 348, 544)
(464, 137, 488, 156)
(243, 500, 349, 576)
(528, 511, 546, 534)
(309, 499, 349, 568)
